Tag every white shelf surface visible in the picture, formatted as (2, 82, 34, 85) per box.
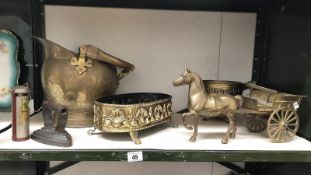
(0, 112, 310, 151)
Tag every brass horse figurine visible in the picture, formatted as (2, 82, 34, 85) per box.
(173, 68, 241, 144)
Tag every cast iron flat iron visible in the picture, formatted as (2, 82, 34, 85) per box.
(31, 101, 72, 147)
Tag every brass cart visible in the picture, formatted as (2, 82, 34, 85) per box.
(238, 82, 305, 143)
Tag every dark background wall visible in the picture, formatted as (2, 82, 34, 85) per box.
(0, 0, 36, 105)
(0, 1, 38, 175)
(0, 161, 36, 175)
(263, 0, 311, 140)
(247, 1, 311, 174)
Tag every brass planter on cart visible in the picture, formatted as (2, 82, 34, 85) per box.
(91, 93, 172, 144)
(203, 80, 245, 96)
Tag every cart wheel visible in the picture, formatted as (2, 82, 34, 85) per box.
(267, 108, 299, 142)
(245, 115, 267, 133)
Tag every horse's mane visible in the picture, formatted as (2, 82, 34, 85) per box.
(191, 72, 204, 90)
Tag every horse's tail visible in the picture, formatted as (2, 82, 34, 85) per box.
(234, 95, 243, 109)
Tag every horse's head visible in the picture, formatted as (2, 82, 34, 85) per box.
(173, 68, 193, 87)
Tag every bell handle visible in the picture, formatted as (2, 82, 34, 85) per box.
(83, 45, 135, 72)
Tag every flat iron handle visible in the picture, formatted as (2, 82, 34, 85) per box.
(42, 101, 54, 127)
(42, 101, 68, 132)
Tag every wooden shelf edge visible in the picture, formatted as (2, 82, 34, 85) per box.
(0, 150, 310, 162)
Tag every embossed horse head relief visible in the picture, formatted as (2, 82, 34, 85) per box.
(173, 68, 241, 144)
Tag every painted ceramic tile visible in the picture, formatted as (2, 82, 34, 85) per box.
(0, 29, 19, 111)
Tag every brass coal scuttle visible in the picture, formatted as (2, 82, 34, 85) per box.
(36, 37, 134, 128)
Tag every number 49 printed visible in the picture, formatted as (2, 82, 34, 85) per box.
(127, 151, 143, 162)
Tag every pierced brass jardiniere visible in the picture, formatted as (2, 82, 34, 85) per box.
(90, 93, 172, 144)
